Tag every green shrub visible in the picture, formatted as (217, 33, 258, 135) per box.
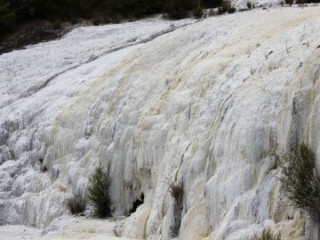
(166, 0, 199, 19)
(66, 194, 86, 215)
(280, 144, 320, 215)
(203, 0, 223, 8)
(284, 0, 293, 5)
(295, 0, 320, 4)
(296, 0, 320, 4)
(246, 1, 255, 9)
(193, 6, 204, 18)
(87, 166, 112, 218)
(0, 0, 16, 37)
(254, 229, 281, 240)
(218, 0, 236, 14)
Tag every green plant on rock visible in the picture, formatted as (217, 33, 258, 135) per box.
(0, 0, 16, 36)
(280, 144, 320, 215)
(246, 1, 255, 9)
(166, 0, 199, 19)
(218, 0, 236, 14)
(254, 228, 281, 240)
(284, 0, 293, 5)
(87, 165, 112, 218)
(193, 6, 204, 18)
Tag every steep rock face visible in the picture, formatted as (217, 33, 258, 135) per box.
(1, 7, 320, 240)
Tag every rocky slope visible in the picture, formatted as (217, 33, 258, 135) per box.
(1, 6, 320, 240)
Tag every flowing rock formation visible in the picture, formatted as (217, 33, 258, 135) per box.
(1, 7, 320, 240)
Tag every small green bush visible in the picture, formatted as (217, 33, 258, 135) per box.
(294, 0, 320, 5)
(246, 1, 255, 9)
(0, 0, 15, 37)
(166, 0, 199, 19)
(254, 229, 281, 240)
(66, 194, 86, 215)
(280, 144, 320, 215)
(203, 0, 223, 8)
(87, 166, 112, 218)
(284, 0, 293, 5)
(218, 0, 236, 14)
(193, 6, 204, 18)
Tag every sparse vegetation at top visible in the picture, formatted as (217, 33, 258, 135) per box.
(193, 6, 204, 19)
(296, 0, 320, 4)
(0, 0, 240, 53)
(0, 0, 224, 38)
(219, 0, 236, 14)
(284, 0, 294, 5)
(87, 165, 112, 218)
(246, 1, 255, 9)
(280, 144, 320, 216)
(0, 0, 14, 33)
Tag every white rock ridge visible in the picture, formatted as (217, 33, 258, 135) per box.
(1, 6, 320, 240)
(0, 216, 134, 240)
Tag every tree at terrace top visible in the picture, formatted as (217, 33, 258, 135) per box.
(0, 0, 16, 35)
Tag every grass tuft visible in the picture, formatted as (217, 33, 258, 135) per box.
(254, 229, 281, 240)
(66, 194, 86, 215)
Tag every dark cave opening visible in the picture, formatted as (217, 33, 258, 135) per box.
(129, 193, 144, 214)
